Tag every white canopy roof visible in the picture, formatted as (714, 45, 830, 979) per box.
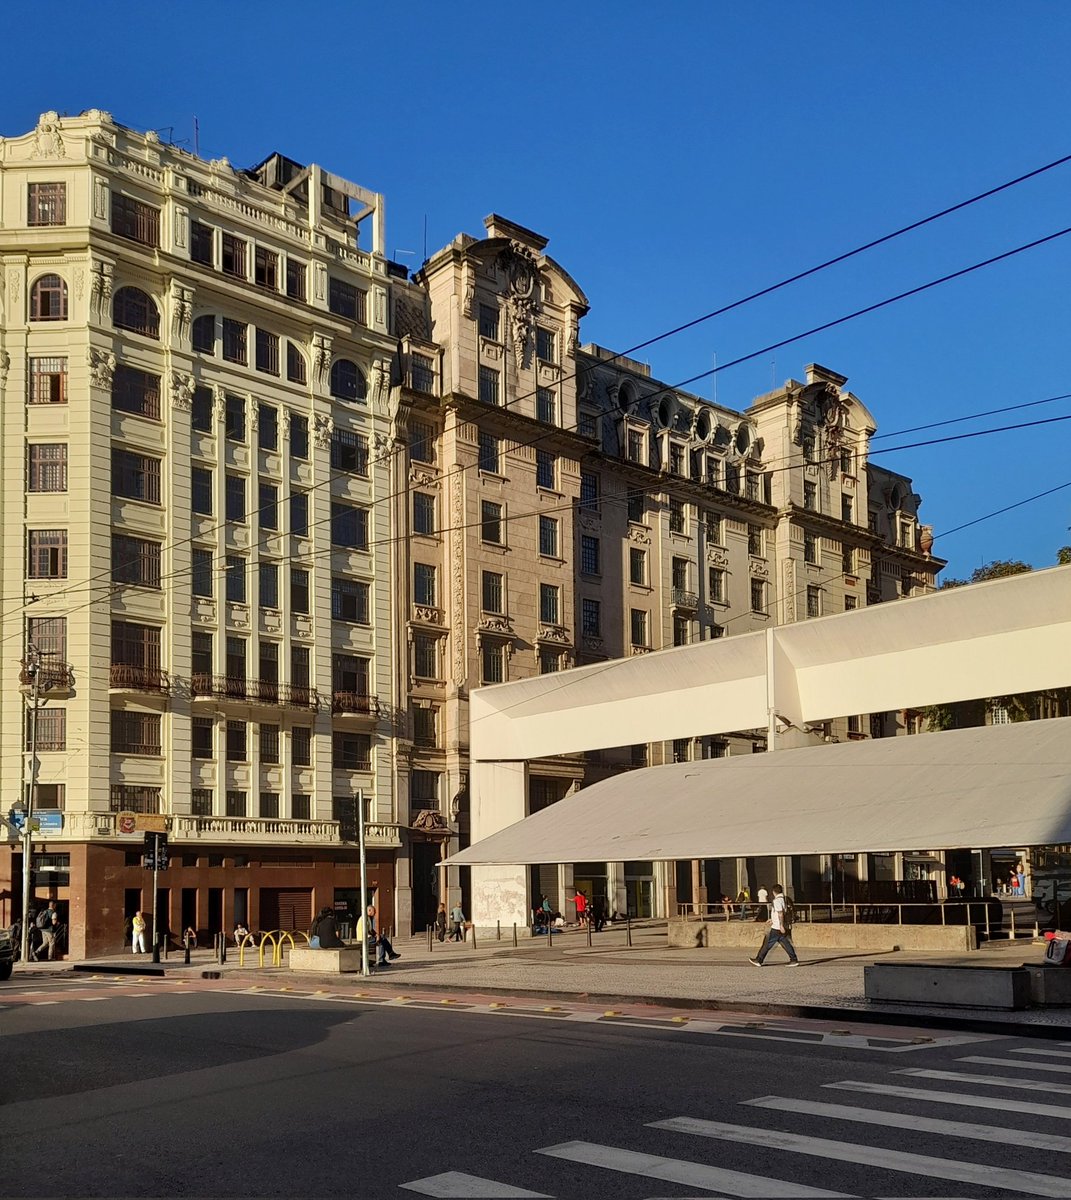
(450, 717, 1071, 865)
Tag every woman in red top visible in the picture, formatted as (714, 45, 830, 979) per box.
(574, 890, 588, 926)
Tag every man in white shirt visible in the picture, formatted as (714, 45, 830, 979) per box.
(749, 884, 800, 966)
(755, 885, 770, 923)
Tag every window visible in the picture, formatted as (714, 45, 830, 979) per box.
(286, 342, 307, 385)
(413, 492, 436, 535)
(481, 641, 506, 684)
(332, 653, 369, 698)
(580, 535, 600, 575)
(257, 481, 277, 529)
(626, 429, 645, 464)
(579, 472, 599, 511)
(192, 467, 212, 515)
(192, 548, 213, 597)
(481, 500, 503, 545)
(255, 328, 279, 375)
(478, 365, 500, 406)
(630, 609, 649, 648)
(226, 721, 247, 763)
(481, 571, 504, 614)
(537, 387, 557, 425)
(111, 366, 161, 422)
(331, 503, 368, 549)
(112, 534, 161, 588)
(705, 455, 722, 487)
(28, 356, 67, 405)
(192, 314, 216, 354)
(673, 739, 691, 764)
(226, 790, 247, 817)
(410, 769, 441, 811)
(807, 585, 821, 618)
(802, 434, 816, 463)
(286, 258, 306, 301)
(578, 410, 598, 438)
(842, 544, 855, 575)
(190, 220, 214, 265)
(747, 524, 764, 557)
(28, 182, 66, 226)
(222, 319, 247, 364)
(111, 620, 161, 675)
(333, 732, 372, 771)
(581, 598, 601, 637)
(259, 562, 279, 609)
(258, 792, 279, 819)
(330, 359, 367, 402)
(330, 428, 369, 475)
(225, 556, 246, 604)
(669, 443, 686, 477)
(841, 496, 854, 524)
(673, 614, 690, 646)
(110, 193, 159, 246)
(27, 443, 67, 492)
(627, 491, 645, 524)
(192, 717, 214, 759)
(27, 529, 67, 579)
(410, 353, 435, 394)
(414, 633, 439, 679)
(111, 710, 161, 756)
(258, 641, 279, 689)
(292, 727, 312, 767)
(536, 327, 556, 363)
(746, 471, 763, 502)
(538, 515, 559, 558)
(291, 644, 310, 694)
(30, 707, 66, 752)
(539, 583, 560, 624)
(258, 403, 278, 451)
(332, 577, 369, 624)
(478, 304, 500, 340)
(725, 462, 739, 494)
(478, 431, 500, 473)
(225, 394, 245, 441)
(845, 595, 858, 612)
(291, 568, 310, 614)
(629, 547, 647, 586)
(27, 616, 66, 663)
(328, 277, 366, 323)
(221, 233, 247, 278)
(290, 413, 309, 460)
(110, 784, 161, 814)
(750, 579, 767, 614)
(899, 518, 915, 550)
(414, 563, 437, 606)
(841, 449, 854, 475)
(30, 274, 67, 321)
(226, 474, 247, 523)
(536, 449, 556, 489)
(254, 246, 278, 290)
(259, 723, 280, 764)
(631, 744, 649, 768)
(705, 511, 723, 545)
(112, 449, 161, 505)
(708, 566, 726, 604)
(410, 420, 435, 464)
(804, 532, 819, 565)
(191, 630, 213, 683)
(190, 788, 213, 817)
(803, 481, 817, 511)
(664, 499, 687, 538)
(112, 287, 159, 338)
(539, 648, 563, 674)
(289, 492, 309, 537)
(412, 706, 437, 747)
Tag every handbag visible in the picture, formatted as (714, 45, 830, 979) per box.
(309, 935, 321, 949)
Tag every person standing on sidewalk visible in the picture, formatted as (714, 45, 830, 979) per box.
(131, 911, 147, 954)
(435, 902, 447, 942)
(450, 901, 465, 942)
(749, 884, 800, 967)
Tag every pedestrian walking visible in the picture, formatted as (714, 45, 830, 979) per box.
(591, 895, 607, 933)
(435, 902, 447, 942)
(749, 884, 799, 967)
(754, 885, 769, 922)
(36, 902, 60, 961)
(737, 887, 751, 920)
(131, 911, 147, 954)
(450, 901, 465, 942)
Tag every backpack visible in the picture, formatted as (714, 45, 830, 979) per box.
(36, 909, 51, 930)
(781, 896, 795, 932)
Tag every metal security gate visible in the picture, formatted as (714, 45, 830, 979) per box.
(259, 888, 312, 933)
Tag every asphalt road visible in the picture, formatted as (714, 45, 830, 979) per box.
(1, 975, 1067, 1198)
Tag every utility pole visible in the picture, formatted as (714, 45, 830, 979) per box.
(19, 644, 42, 965)
(357, 788, 370, 976)
(151, 832, 161, 963)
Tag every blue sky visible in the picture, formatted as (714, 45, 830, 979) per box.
(7, 3, 1071, 578)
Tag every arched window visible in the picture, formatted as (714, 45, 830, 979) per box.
(286, 341, 307, 385)
(192, 314, 216, 354)
(330, 358, 366, 402)
(30, 274, 68, 321)
(112, 287, 160, 339)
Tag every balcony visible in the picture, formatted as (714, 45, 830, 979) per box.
(671, 588, 698, 610)
(20, 662, 75, 694)
(73, 812, 404, 848)
(191, 675, 320, 709)
(331, 691, 380, 716)
(109, 664, 170, 693)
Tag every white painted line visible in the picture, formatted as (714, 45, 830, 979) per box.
(536, 1140, 851, 1198)
(1012, 1047, 1071, 1060)
(744, 1094, 1071, 1153)
(32, 1000, 59, 1006)
(398, 1171, 552, 1197)
(959, 1055, 1071, 1075)
(648, 1117, 1071, 1197)
(898, 1068, 1071, 1096)
(826, 1079, 1071, 1121)
(79, 997, 108, 1002)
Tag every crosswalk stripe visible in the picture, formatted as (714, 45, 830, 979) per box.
(959, 1055, 1071, 1075)
(536, 1141, 852, 1198)
(826, 1079, 1071, 1121)
(743, 1094, 1071, 1153)
(647, 1117, 1071, 1197)
(1012, 1047, 1071, 1060)
(898, 1068, 1071, 1096)
(398, 1170, 551, 1197)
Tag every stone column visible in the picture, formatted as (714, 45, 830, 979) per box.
(469, 759, 529, 931)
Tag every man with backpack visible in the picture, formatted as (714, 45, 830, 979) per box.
(35, 901, 60, 961)
(749, 883, 800, 966)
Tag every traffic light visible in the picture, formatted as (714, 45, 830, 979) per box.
(143, 832, 169, 871)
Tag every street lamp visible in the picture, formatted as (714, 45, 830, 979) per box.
(18, 645, 42, 965)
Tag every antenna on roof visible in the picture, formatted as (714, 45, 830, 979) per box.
(193, 116, 200, 158)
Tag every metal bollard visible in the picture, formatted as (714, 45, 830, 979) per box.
(548, 923, 553, 948)
(984, 905, 991, 939)
(626, 915, 633, 948)
(497, 920, 501, 942)
(512, 922, 518, 948)
(470, 923, 477, 950)
(427, 925, 433, 951)
(586, 920, 592, 948)
(184, 941, 191, 965)
(1010, 909, 1017, 940)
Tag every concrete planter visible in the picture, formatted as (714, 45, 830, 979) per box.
(669, 917, 976, 953)
(864, 962, 1030, 1009)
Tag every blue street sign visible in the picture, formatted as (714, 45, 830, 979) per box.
(9, 809, 64, 833)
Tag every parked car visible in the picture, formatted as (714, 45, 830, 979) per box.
(0, 926, 14, 980)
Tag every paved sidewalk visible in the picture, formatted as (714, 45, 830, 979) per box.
(12, 920, 1065, 1031)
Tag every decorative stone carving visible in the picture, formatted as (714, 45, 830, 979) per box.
(919, 525, 935, 558)
(626, 525, 651, 545)
(821, 385, 849, 479)
(0, 350, 9, 388)
(452, 472, 465, 684)
(312, 334, 331, 387)
(171, 282, 193, 341)
(170, 370, 195, 410)
(313, 414, 333, 448)
(578, 511, 601, 533)
(372, 431, 392, 460)
(73, 269, 85, 301)
(9, 273, 20, 305)
(213, 385, 227, 424)
(706, 548, 729, 568)
(93, 176, 108, 219)
(566, 315, 579, 357)
(751, 562, 770, 580)
(782, 558, 796, 625)
(371, 358, 390, 406)
(87, 347, 116, 389)
(89, 261, 112, 322)
(462, 261, 475, 319)
(477, 616, 513, 635)
(409, 469, 439, 489)
(582, 636, 604, 651)
(537, 625, 570, 644)
(31, 112, 66, 159)
(414, 606, 444, 625)
(249, 402, 259, 432)
(497, 240, 539, 369)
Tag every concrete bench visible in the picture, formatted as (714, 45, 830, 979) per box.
(289, 946, 366, 973)
(864, 962, 1030, 1009)
(669, 918, 976, 953)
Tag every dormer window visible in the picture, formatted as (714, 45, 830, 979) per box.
(536, 327, 556, 364)
(626, 428, 645, 465)
(479, 304, 500, 341)
(669, 442, 687, 477)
